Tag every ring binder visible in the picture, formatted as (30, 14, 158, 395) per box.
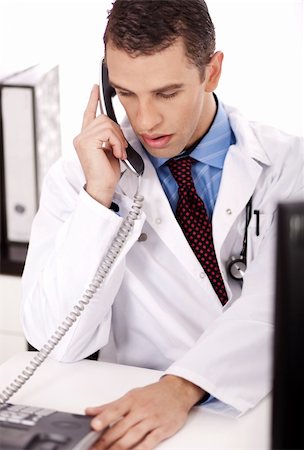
(0, 63, 61, 276)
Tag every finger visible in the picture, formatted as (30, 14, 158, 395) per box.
(90, 401, 131, 431)
(133, 427, 168, 450)
(95, 133, 126, 160)
(82, 84, 99, 131)
(85, 405, 104, 416)
(96, 121, 128, 160)
(78, 125, 126, 161)
(92, 411, 141, 449)
(87, 118, 128, 159)
(104, 420, 155, 450)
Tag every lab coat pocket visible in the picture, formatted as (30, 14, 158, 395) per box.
(246, 212, 275, 262)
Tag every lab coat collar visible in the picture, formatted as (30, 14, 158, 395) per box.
(224, 104, 272, 167)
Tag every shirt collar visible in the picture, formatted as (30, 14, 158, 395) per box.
(147, 96, 235, 170)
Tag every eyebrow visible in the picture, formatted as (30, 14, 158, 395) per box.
(109, 81, 185, 94)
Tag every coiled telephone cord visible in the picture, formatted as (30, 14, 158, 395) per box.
(0, 188, 144, 405)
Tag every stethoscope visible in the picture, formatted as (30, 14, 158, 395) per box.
(227, 197, 253, 281)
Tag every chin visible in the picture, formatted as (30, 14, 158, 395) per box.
(146, 146, 184, 159)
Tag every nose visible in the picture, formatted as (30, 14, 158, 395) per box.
(135, 99, 162, 133)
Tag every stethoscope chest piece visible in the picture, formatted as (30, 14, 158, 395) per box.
(227, 256, 247, 280)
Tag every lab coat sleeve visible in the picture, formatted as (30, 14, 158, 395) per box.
(164, 223, 276, 414)
(21, 157, 145, 362)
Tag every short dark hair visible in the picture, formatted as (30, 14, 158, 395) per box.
(103, 0, 216, 72)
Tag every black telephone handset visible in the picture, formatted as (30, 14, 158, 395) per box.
(99, 61, 144, 177)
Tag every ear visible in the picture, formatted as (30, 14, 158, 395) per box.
(205, 51, 224, 92)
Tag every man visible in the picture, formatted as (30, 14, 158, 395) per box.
(21, 0, 304, 449)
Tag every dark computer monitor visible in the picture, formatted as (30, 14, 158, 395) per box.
(272, 201, 304, 450)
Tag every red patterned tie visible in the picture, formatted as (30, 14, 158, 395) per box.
(168, 156, 228, 306)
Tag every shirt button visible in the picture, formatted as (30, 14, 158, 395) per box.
(226, 208, 232, 215)
(200, 272, 205, 279)
(155, 218, 162, 224)
(138, 233, 148, 242)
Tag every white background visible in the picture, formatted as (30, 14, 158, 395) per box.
(0, 0, 303, 156)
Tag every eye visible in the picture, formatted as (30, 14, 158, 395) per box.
(157, 91, 178, 100)
(117, 90, 133, 98)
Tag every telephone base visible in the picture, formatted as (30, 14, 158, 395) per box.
(0, 403, 102, 450)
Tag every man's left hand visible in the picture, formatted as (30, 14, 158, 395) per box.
(86, 374, 205, 450)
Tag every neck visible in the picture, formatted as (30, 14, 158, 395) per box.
(186, 93, 217, 149)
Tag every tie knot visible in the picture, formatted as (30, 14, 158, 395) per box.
(167, 156, 195, 187)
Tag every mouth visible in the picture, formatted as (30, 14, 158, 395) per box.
(140, 133, 173, 149)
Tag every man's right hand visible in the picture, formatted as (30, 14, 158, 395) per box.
(73, 84, 128, 207)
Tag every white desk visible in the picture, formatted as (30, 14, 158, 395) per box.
(0, 352, 271, 449)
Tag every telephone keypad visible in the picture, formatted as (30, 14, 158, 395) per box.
(0, 403, 54, 427)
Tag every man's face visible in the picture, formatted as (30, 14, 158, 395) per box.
(106, 39, 214, 159)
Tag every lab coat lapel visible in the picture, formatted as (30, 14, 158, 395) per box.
(212, 105, 271, 254)
(118, 131, 206, 281)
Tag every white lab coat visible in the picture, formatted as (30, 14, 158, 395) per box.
(21, 104, 304, 414)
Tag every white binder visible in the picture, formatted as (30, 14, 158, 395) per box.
(1, 87, 37, 242)
(0, 63, 61, 274)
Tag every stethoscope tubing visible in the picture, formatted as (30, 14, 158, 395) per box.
(227, 197, 253, 281)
